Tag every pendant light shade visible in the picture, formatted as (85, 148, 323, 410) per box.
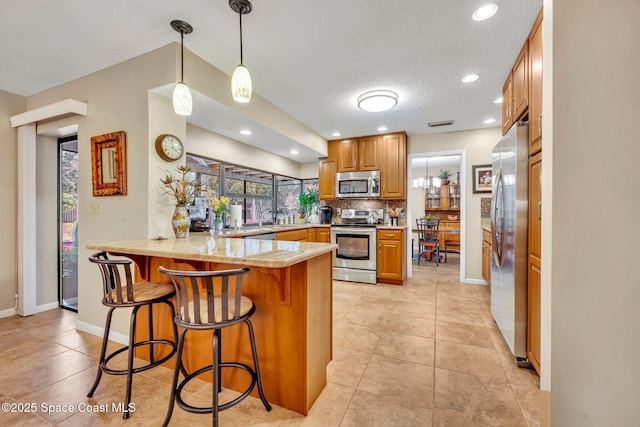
(172, 82, 192, 115)
(229, 0, 253, 103)
(231, 64, 252, 103)
(170, 20, 193, 116)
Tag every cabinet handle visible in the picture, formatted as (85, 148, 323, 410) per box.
(538, 114, 543, 135)
(538, 201, 542, 221)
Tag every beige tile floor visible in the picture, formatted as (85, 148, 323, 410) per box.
(0, 254, 540, 426)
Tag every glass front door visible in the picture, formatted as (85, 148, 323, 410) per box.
(59, 137, 78, 311)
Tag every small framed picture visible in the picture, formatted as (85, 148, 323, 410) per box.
(472, 164, 492, 193)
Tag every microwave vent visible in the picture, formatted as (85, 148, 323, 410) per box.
(428, 120, 454, 128)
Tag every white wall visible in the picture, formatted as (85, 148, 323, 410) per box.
(408, 128, 501, 281)
(551, 0, 640, 425)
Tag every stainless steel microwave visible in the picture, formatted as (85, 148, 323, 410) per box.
(335, 171, 380, 198)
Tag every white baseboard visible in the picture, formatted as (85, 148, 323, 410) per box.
(464, 278, 488, 285)
(76, 320, 130, 346)
(35, 301, 60, 313)
(0, 308, 17, 319)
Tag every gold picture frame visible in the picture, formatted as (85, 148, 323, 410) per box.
(91, 131, 127, 196)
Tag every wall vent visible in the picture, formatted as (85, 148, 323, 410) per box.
(428, 120, 454, 128)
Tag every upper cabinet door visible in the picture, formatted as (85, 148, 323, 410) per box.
(502, 73, 513, 135)
(512, 40, 529, 121)
(380, 133, 406, 199)
(318, 158, 336, 200)
(336, 139, 358, 172)
(528, 10, 543, 155)
(358, 136, 381, 171)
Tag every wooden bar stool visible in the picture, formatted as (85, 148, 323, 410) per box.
(159, 266, 271, 427)
(87, 252, 179, 419)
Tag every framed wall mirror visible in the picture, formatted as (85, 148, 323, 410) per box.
(91, 131, 127, 196)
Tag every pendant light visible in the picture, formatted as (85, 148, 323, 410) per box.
(229, 0, 253, 103)
(171, 20, 193, 116)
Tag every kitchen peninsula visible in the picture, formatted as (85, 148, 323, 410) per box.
(87, 233, 336, 415)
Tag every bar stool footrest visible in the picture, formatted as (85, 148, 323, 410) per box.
(101, 339, 177, 376)
(176, 362, 258, 413)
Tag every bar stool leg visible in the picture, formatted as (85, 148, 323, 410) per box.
(163, 328, 187, 427)
(212, 329, 220, 427)
(123, 306, 141, 419)
(245, 319, 272, 411)
(87, 307, 115, 398)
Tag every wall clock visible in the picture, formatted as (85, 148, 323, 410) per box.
(155, 134, 184, 162)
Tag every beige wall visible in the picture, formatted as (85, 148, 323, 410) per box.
(551, 0, 640, 425)
(408, 127, 501, 282)
(13, 44, 324, 334)
(0, 90, 25, 315)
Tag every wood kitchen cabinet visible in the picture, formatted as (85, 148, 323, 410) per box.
(380, 132, 407, 199)
(528, 9, 543, 154)
(315, 228, 331, 243)
(527, 151, 542, 374)
(502, 40, 529, 135)
(335, 136, 380, 172)
(377, 228, 406, 285)
(482, 228, 492, 287)
(276, 229, 308, 242)
(318, 158, 336, 200)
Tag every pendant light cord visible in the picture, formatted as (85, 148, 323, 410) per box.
(180, 30, 185, 83)
(239, 10, 244, 65)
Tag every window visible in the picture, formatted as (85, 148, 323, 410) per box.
(186, 154, 318, 227)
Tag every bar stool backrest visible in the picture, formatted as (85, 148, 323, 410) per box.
(89, 252, 136, 304)
(159, 266, 251, 328)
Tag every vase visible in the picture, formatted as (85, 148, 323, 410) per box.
(171, 205, 190, 238)
(212, 213, 224, 234)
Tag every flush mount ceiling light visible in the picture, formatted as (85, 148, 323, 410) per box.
(377, 126, 388, 132)
(473, 4, 499, 21)
(171, 20, 194, 116)
(484, 118, 496, 124)
(357, 90, 398, 113)
(331, 132, 341, 137)
(240, 129, 252, 135)
(229, 0, 253, 103)
(290, 149, 299, 155)
(494, 97, 503, 104)
(461, 74, 480, 83)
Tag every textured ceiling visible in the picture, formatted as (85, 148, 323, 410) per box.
(1, 0, 543, 163)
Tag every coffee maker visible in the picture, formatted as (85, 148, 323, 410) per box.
(320, 206, 333, 224)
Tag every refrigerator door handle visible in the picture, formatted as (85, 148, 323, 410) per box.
(490, 168, 504, 267)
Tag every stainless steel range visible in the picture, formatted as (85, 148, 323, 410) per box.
(330, 209, 383, 284)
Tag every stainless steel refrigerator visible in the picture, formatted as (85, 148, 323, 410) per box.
(490, 121, 529, 366)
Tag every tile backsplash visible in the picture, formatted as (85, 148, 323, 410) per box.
(480, 197, 491, 218)
(322, 199, 407, 224)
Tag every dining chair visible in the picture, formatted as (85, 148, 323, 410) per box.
(416, 218, 441, 266)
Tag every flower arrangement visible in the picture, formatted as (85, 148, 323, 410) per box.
(159, 165, 198, 206)
(208, 196, 229, 218)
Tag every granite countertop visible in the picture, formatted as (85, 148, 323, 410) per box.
(376, 224, 409, 230)
(481, 218, 491, 231)
(87, 234, 336, 268)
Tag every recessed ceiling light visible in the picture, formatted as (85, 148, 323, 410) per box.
(494, 97, 503, 104)
(377, 126, 388, 132)
(472, 4, 499, 21)
(484, 118, 496, 124)
(240, 129, 252, 135)
(357, 90, 398, 112)
(290, 149, 299, 155)
(462, 74, 479, 83)
(332, 132, 341, 137)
